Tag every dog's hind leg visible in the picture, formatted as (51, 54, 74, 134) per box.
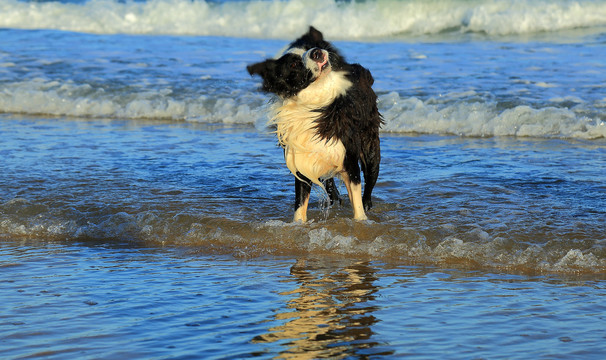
(294, 173, 312, 223)
(341, 151, 368, 221)
(361, 135, 381, 211)
(341, 172, 367, 221)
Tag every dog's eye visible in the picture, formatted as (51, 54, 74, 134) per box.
(290, 61, 299, 69)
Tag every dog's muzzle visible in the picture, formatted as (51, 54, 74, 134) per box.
(305, 48, 330, 76)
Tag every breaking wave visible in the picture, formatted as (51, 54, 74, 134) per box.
(1, 0, 606, 39)
(0, 79, 269, 126)
(379, 92, 606, 139)
(1, 79, 604, 139)
(1, 197, 604, 274)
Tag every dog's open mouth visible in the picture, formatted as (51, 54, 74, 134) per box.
(310, 48, 330, 74)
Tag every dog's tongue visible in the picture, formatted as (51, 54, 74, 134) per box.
(310, 49, 328, 70)
(317, 56, 328, 71)
(318, 58, 328, 69)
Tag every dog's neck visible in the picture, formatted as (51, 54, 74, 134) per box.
(294, 70, 351, 108)
(269, 70, 351, 148)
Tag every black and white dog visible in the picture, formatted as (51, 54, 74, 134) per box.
(247, 26, 382, 222)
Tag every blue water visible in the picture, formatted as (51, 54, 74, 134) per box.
(2, 244, 605, 359)
(1, 0, 606, 358)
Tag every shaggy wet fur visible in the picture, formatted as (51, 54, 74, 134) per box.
(247, 26, 382, 222)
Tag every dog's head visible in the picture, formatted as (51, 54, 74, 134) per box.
(247, 26, 345, 98)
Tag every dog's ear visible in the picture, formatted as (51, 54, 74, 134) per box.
(308, 26, 324, 42)
(247, 60, 274, 78)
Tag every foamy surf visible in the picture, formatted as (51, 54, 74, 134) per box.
(1, 198, 604, 274)
(1, 79, 603, 139)
(379, 93, 606, 139)
(1, 0, 606, 39)
(0, 79, 268, 125)
(2, 2, 606, 140)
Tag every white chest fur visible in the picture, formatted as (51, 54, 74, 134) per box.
(269, 71, 352, 186)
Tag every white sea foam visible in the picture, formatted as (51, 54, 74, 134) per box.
(0, 78, 268, 125)
(1, 0, 605, 39)
(1, 79, 604, 139)
(3, 198, 604, 274)
(379, 92, 606, 139)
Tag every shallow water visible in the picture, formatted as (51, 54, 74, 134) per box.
(2, 117, 605, 274)
(2, 0, 606, 357)
(2, 115, 605, 357)
(1, 242, 605, 359)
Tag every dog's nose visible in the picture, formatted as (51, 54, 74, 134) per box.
(310, 48, 324, 62)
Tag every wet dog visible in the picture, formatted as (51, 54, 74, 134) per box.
(247, 26, 382, 222)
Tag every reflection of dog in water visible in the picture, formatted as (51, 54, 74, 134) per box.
(252, 260, 383, 357)
(247, 27, 383, 222)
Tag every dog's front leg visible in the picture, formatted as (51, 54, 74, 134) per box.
(323, 178, 341, 206)
(294, 173, 312, 223)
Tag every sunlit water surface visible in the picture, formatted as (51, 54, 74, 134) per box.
(2, 0, 606, 357)
(1, 243, 605, 359)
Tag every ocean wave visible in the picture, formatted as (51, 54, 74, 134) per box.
(1, 79, 604, 139)
(0, 78, 269, 125)
(1, 0, 606, 39)
(379, 92, 606, 139)
(1, 198, 604, 274)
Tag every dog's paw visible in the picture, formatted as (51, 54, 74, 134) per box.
(363, 197, 373, 211)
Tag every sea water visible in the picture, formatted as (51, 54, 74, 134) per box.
(1, 0, 606, 358)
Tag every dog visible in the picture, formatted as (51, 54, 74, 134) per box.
(247, 26, 382, 222)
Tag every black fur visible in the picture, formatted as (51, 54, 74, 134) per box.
(247, 26, 382, 219)
(246, 53, 312, 98)
(313, 63, 382, 210)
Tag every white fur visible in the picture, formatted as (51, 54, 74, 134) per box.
(269, 70, 352, 187)
(293, 194, 310, 223)
(287, 47, 305, 57)
(268, 52, 368, 222)
(275, 46, 304, 59)
(342, 173, 367, 221)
